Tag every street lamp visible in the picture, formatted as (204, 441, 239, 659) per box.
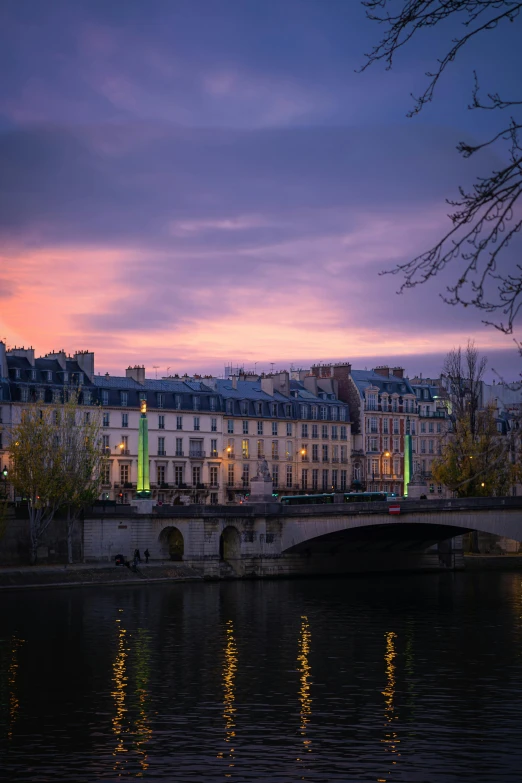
(1, 466, 8, 500)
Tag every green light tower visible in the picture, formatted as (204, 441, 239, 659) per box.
(403, 431, 412, 498)
(136, 400, 151, 498)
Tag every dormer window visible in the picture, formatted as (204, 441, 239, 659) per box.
(63, 372, 69, 383)
(78, 372, 84, 385)
(193, 395, 200, 411)
(120, 391, 128, 407)
(14, 368, 21, 379)
(31, 369, 37, 380)
(46, 371, 52, 382)
(209, 396, 216, 411)
(157, 392, 164, 408)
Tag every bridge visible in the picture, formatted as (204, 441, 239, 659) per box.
(84, 496, 522, 576)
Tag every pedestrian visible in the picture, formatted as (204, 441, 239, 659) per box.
(144, 548, 150, 564)
(134, 548, 141, 563)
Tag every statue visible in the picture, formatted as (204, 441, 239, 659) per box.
(256, 459, 271, 481)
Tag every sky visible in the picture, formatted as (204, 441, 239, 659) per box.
(0, 0, 520, 381)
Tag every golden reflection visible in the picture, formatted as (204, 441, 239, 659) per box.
(7, 635, 24, 740)
(133, 629, 152, 776)
(111, 621, 129, 771)
(297, 615, 312, 759)
(217, 619, 238, 776)
(381, 631, 400, 779)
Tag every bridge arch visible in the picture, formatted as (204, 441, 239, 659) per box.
(158, 526, 184, 560)
(220, 526, 241, 562)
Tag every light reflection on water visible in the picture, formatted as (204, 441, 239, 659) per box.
(2, 572, 522, 782)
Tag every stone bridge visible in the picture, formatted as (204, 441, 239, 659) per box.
(84, 496, 522, 577)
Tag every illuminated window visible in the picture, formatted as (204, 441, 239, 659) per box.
(242, 439, 249, 458)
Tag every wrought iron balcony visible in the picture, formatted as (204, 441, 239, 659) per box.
(189, 450, 206, 459)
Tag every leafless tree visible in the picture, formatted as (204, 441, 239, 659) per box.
(360, 1, 522, 334)
(442, 339, 487, 436)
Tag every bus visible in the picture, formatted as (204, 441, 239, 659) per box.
(279, 492, 389, 506)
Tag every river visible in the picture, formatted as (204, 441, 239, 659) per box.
(1, 572, 522, 782)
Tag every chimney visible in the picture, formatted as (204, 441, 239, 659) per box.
(391, 367, 404, 379)
(7, 346, 35, 366)
(74, 350, 94, 381)
(303, 375, 318, 396)
(261, 377, 274, 396)
(328, 362, 351, 403)
(231, 375, 238, 390)
(0, 341, 7, 379)
(44, 350, 66, 370)
(126, 365, 146, 384)
(373, 366, 390, 378)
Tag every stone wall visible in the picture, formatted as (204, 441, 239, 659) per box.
(0, 505, 84, 565)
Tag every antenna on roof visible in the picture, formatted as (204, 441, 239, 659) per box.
(167, 366, 171, 376)
(153, 365, 159, 379)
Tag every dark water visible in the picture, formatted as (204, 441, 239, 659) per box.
(2, 573, 522, 782)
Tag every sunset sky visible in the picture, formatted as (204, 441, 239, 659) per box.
(1, 0, 520, 380)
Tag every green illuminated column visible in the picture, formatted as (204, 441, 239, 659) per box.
(403, 433, 412, 497)
(137, 401, 151, 498)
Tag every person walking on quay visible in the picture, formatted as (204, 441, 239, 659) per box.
(144, 548, 150, 564)
(134, 548, 141, 564)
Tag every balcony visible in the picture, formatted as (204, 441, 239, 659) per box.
(340, 457, 348, 464)
(332, 457, 339, 463)
(226, 452, 235, 459)
(301, 456, 309, 462)
(189, 450, 206, 459)
(157, 450, 167, 457)
(175, 451, 184, 457)
(322, 456, 329, 462)
(272, 454, 279, 460)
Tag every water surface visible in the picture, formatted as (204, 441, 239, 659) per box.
(1, 572, 522, 782)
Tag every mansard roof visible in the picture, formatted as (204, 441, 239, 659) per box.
(351, 369, 415, 397)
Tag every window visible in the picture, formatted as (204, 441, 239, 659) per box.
(120, 435, 129, 452)
(210, 466, 218, 486)
(411, 420, 416, 435)
(367, 393, 377, 411)
(383, 419, 389, 434)
(120, 392, 128, 407)
(21, 387, 29, 402)
(286, 441, 293, 460)
(102, 434, 110, 451)
(227, 438, 234, 457)
(228, 464, 235, 486)
(101, 463, 110, 484)
(428, 439, 434, 454)
(120, 464, 130, 484)
(272, 422, 278, 436)
(103, 412, 110, 427)
(241, 401, 248, 415)
(227, 420, 234, 434)
(320, 406, 327, 420)
(226, 400, 233, 414)
(157, 465, 166, 485)
(436, 422, 442, 433)
(383, 458, 390, 475)
(272, 464, 279, 486)
(175, 465, 184, 486)
(370, 417, 378, 433)
(331, 425, 338, 440)
(242, 464, 250, 487)
(301, 469, 308, 490)
(157, 437, 166, 456)
(175, 438, 183, 456)
(332, 469, 338, 490)
(83, 390, 91, 405)
(102, 390, 109, 406)
(242, 439, 249, 459)
(312, 469, 318, 490)
(393, 418, 399, 434)
(339, 407, 346, 421)
(340, 426, 347, 441)
(286, 465, 293, 488)
(393, 458, 400, 476)
(312, 424, 318, 438)
(122, 413, 128, 428)
(383, 436, 389, 450)
(301, 405, 308, 419)
(176, 416, 183, 430)
(257, 421, 264, 436)
(46, 370, 52, 382)
(272, 440, 279, 459)
(193, 396, 200, 411)
(210, 397, 216, 411)
(301, 443, 308, 461)
(371, 458, 379, 477)
(331, 407, 338, 421)
(256, 402, 263, 416)
(311, 406, 318, 420)
(393, 437, 399, 452)
(332, 445, 339, 462)
(421, 422, 426, 433)
(175, 394, 182, 410)
(243, 420, 249, 435)
(84, 412, 90, 424)
(322, 469, 329, 490)
(158, 414, 165, 429)
(392, 398, 398, 412)
(312, 444, 319, 462)
(322, 444, 329, 461)
(193, 417, 200, 431)
(286, 422, 292, 437)
(285, 404, 292, 417)
(192, 466, 201, 485)
(421, 439, 426, 454)
(369, 437, 378, 452)
(257, 440, 264, 458)
(428, 421, 434, 433)
(211, 417, 217, 432)
(322, 424, 328, 439)
(157, 393, 164, 409)
(301, 423, 308, 437)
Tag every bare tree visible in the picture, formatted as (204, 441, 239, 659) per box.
(442, 339, 487, 436)
(360, 1, 522, 334)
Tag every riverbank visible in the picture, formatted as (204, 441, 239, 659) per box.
(0, 561, 203, 590)
(464, 553, 522, 570)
